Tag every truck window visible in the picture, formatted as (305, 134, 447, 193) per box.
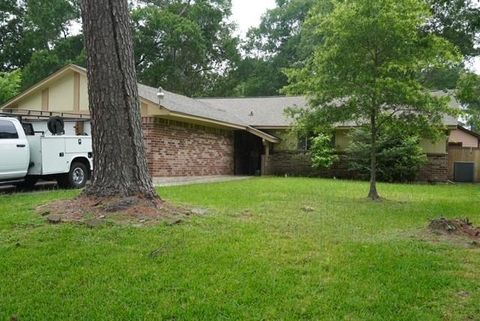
(0, 120, 19, 139)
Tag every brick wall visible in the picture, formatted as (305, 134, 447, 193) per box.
(418, 153, 448, 182)
(264, 151, 353, 178)
(142, 117, 234, 177)
(265, 151, 448, 182)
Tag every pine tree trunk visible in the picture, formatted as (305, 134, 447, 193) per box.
(80, 0, 158, 199)
(368, 114, 380, 200)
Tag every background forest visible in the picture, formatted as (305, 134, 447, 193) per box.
(0, 0, 479, 104)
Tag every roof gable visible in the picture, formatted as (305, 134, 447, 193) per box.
(0, 64, 86, 109)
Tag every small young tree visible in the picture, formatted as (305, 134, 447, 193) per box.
(309, 133, 338, 169)
(284, 0, 460, 199)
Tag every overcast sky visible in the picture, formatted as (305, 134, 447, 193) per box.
(231, 0, 276, 36)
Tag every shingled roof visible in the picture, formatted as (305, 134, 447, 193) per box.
(199, 93, 460, 128)
(138, 84, 251, 127)
(198, 96, 306, 128)
(1, 65, 460, 132)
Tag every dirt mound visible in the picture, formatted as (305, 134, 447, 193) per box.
(429, 218, 480, 240)
(37, 196, 203, 227)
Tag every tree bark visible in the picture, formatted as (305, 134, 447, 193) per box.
(80, 0, 158, 199)
(368, 112, 380, 200)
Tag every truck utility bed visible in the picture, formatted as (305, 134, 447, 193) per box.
(27, 135, 92, 176)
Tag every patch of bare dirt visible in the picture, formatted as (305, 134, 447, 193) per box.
(37, 196, 207, 227)
(429, 218, 480, 240)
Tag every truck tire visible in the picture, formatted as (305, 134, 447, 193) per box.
(58, 162, 89, 189)
(47, 116, 65, 135)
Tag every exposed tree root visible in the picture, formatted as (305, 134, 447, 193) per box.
(37, 195, 206, 227)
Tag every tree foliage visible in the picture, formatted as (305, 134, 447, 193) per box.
(347, 128, 428, 183)
(309, 133, 338, 169)
(21, 36, 86, 90)
(284, 0, 460, 199)
(227, 0, 320, 97)
(456, 72, 480, 129)
(419, 0, 480, 90)
(0, 70, 22, 105)
(0, 0, 80, 71)
(426, 0, 480, 58)
(0, 0, 83, 90)
(2, 0, 477, 98)
(132, 0, 239, 97)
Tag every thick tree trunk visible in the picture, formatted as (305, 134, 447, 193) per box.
(80, 0, 157, 199)
(368, 114, 380, 200)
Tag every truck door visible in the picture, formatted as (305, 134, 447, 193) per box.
(0, 119, 29, 180)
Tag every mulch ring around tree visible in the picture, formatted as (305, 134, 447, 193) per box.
(428, 218, 480, 245)
(37, 196, 209, 227)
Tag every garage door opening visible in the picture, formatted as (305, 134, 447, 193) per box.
(454, 162, 474, 182)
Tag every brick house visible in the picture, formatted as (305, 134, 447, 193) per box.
(1, 64, 460, 181)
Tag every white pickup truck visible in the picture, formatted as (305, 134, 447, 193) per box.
(0, 117, 93, 189)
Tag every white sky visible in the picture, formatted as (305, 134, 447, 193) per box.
(231, 0, 276, 36)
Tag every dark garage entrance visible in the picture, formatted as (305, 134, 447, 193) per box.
(234, 131, 264, 175)
(454, 162, 475, 182)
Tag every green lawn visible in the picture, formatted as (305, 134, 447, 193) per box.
(0, 178, 479, 321)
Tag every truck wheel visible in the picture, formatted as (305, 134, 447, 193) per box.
(58, 162, 89, 189)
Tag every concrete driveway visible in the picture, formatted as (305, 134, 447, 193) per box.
(0, 176, 251, 193)
(153, 175, 251, 187)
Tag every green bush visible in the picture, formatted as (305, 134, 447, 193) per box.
(346, 128, 428, 182)
(309, 133, 338, 169)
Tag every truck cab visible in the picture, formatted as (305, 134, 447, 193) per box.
(0, 118, 30, 181)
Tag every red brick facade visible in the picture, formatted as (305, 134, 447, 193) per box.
(142, 118, 234, 177)
(418, 153, 448, 182)
(264, 151, 448, 182)
(264, 151, 352, 178)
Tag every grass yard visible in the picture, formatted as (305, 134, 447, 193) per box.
(0, 177, 479, 320)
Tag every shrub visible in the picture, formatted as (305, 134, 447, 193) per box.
(309, 133, 338, 169)
(346, 128, 428, 182)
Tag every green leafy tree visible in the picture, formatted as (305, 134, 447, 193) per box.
(216, 58, 289, 97)
(347, 128, 428, 183)
(0, 0, 80, 72)
(284, 0, 460, 200)
(426, 0, 480, 58)
(420, 0, 480, 90)
(21, 36, 86, 89)
(0, 0, 28, 71)
(227, 0, 478, 96)
(0, 70, 22, 105)
(132, 0, 239, 97)
(229, 0, 321, 97)
(456, 72, 480, 129)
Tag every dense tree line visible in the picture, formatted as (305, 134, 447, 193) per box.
(0, 0, 479, 104)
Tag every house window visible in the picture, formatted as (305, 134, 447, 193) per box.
(298, 134, 313, 151)
(298, 133, 336, 151)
